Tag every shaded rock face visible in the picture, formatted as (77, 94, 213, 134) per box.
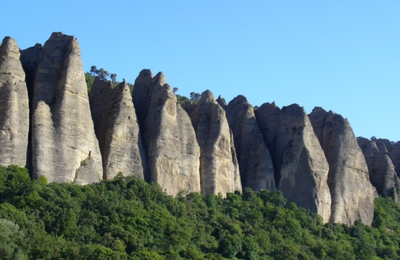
(358, 137, 400, 203)
(89, 78, 145, 180)
(185, 90, 242, 195)
(309, 107, 376, 225)
(0, 37, 29, 167)
(132, 70, 201, 195)
(256, 103, 331, 222)
(20, 43, 42, 172)
(31, 32, 102, 184)
(226, 95, 275, 191)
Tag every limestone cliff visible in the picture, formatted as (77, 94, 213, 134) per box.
(132, 70, 201, 195)
(89, 77, 145, 180)
(358, 137, 400, 203)
(185, 90, 242, 195)
(31, 32, 102, 184)
(226, 95, 275, 191)
(256, 103, 332, 222)
(0, 37, 29, 167)
(309, 107, 376, 225)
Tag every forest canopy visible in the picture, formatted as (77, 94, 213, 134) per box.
(1, 165, 400, 259)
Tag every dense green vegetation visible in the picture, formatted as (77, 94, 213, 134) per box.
(1, 165, 400, 259)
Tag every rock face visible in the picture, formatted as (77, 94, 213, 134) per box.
(31, 32, 102, 184)
(256, 103, 331, 222)
(0, 37, 29, 167)
(132, 70, 201, 195)
(185, 90, 242, 195)
(358, 137, 400, 203)
(20, 42, 43, 172)
(89, 77, 145, 180)
(309, 107, 376, 225)
(226, 95, 275, 191)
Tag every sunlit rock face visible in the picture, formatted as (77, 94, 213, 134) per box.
(0, 37, 29, 167)
(132, 70, 201, 195)
(31, 33, 102, 184)
(309, 107, 376, 226)
(89, 78, 146, 180)
(226, 95, 275, 192)
(256, 103, 332, 223)
(358, 137, 400, 204)
(184, 90, 242, 195)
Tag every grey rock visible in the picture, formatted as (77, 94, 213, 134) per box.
(0, 37, 29, 167)
(31, 32, 102, 184)
(358, 137, 400, 203)
(89, 77, 145, 180)
(256, 103, 332, 223)
(186, 90, 242, 196)
(132, 70, 201, 195)
(186, 90, 242, 195)
(226, 95, 275, 191)
(309, 107, 376, 225)
(20, 43, 42, 172)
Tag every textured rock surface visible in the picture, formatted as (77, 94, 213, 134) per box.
(89, 78, 145, 180)
(309, 107, 376, 225)
(185, 90, 242, 195)
(132, 70, 201, 195)
(256, 103, 331, 222)
(0, 37, 29, 167)
(226, 95, 275, 191)
(31, 33, 102, 184)
(20, 43, 43, 172)
(358, 137, 400, 203)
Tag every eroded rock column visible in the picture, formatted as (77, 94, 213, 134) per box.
(309, 107, 376, 225)
(0, 37, 29, 167)
(31, 33, 102, 184)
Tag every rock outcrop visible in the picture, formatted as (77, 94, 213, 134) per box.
(89, 77, 145, 180)
(0, 37, 29, 167)
(31, 32, 102, 184)
(132, 70, 201, 195)
(358, 137, 400, 203)
(256, 103, 331, 222)
(20, 43, 43, 172)
(184, 90, 242, 195)
(226, 95, 275, 191)
(309, 107, 376, 225)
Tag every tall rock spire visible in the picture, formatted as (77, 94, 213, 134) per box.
(31, 33, 102, 184)
(0, 37, 29, 167)
(89, 77, 146, 180)
(185, 90, 242, 195)
(132, 70, 201, 195)
(309, 107, 376, 225)
(256, 103, 332, 223)
(226, 95, 275, 191)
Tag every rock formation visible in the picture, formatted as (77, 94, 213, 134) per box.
(20, 42, 43, 172)
(358, 137, 400, 203)
(256, 103, 331, 222)
(31, 32, 102, 184)
(226, 95, 275, 191)
(89, 77, 145, 180)
(184, 90, 242, 195)
(309, 107, 376, 225)
(132, 70, 201, 195)
(0, 37, 29, 167)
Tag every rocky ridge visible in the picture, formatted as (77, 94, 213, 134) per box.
(0, 33, 399, 226)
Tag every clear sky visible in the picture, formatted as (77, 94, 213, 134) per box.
(1, 0, 399, 141)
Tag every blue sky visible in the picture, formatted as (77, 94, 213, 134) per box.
(1, 1, 399, 141)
